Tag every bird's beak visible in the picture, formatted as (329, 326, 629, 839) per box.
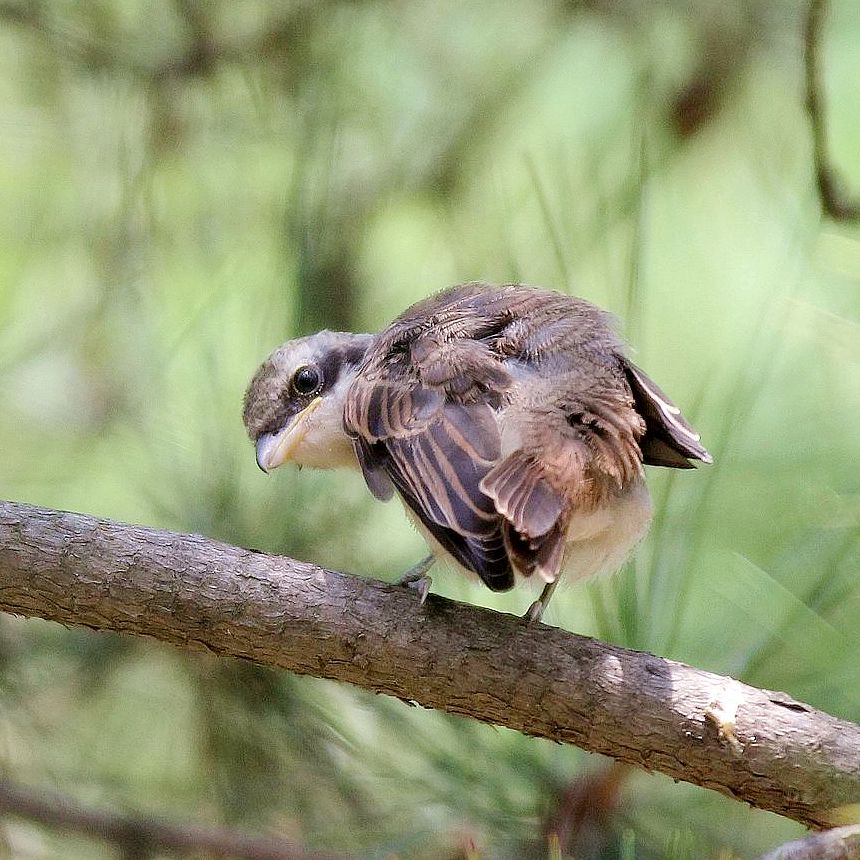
(255, 397, 323, 473)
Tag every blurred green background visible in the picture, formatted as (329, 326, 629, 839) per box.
(1, 1, 859, 858)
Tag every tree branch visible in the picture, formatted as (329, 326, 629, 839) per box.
(0, 777, 349, 860)
(758, 824, 860, 860)
(1, 500, 859, 830)
(0, 780, 346, 860)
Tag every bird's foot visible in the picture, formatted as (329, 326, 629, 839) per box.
(397, 555, 436, 605)
(523, 579, 558, 623)
(524, 599, 545, 623)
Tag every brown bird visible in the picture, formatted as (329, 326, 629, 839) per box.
(243, 282, 711, 619)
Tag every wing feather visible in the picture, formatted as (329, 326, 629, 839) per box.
(620, 358, 712, 467)
(382, 419, 513, 591)
(480, 451, 565, 540)
(343, 317, 514, 590)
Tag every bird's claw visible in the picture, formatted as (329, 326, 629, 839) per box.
(397, 555, 436, 605)
(524, 599, 545, 623)
(403, 574, 433, 605)
(523, 579, 558, 623)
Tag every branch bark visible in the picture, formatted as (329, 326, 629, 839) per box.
(1, 500, 859, 830)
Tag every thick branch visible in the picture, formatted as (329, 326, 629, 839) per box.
(1, 500, 859, 829)
(0, 779, 347, 860)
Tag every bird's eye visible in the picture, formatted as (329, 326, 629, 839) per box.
(291, 364, 322, 396)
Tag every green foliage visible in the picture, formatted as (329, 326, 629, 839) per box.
(1, 1, 859, 857)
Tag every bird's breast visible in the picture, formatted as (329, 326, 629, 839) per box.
(561, 479, 652, 582)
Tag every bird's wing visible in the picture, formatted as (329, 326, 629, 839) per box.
(619, 358, 712, 467)
(344, 329, 515, 591)
(481, 374, 646, 583)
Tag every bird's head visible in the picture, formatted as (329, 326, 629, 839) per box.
(243, 330, 372, 472)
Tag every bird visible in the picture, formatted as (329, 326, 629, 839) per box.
(242, 282, 711, 620)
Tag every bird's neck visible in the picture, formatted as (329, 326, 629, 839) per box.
(291, 370, 360, 470)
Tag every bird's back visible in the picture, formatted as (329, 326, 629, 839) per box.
(363, 282, 622, 373)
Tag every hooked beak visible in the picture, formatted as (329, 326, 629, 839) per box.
(255, 397, 323, 473)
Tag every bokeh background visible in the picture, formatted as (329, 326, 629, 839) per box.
(1, 1, 859, 858)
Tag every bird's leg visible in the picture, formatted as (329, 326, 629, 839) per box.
(524, 579, 558, 623)
(397, 555, 436, 605)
